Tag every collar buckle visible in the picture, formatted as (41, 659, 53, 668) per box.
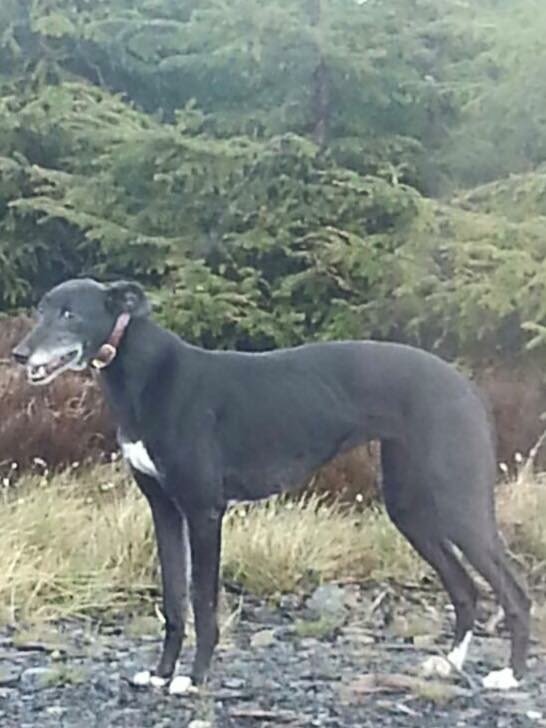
(91, 312, 131, 370)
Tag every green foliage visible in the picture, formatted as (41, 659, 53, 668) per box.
(387, 200, 546, 360)
(0, 0, 546, 365)
(438, 1, 546, 187)
(454, 168, 546, 222)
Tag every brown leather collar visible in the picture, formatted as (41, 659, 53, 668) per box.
(91, 312, 131, 370)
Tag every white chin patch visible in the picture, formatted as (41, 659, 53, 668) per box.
(27, 365, 65, 386)
(168, 676, 197, 695)
(482, 667, 519, 690)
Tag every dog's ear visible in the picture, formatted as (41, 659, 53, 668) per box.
(105, 281, 151, 318)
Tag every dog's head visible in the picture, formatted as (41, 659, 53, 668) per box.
(12, 278, 150, 385)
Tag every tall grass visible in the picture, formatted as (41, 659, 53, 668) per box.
(1, 459, 542, 625)
(223, 496, 423, 595)
(0, 463, 423, 624)
(497, 471, 546, 578)
(0, 465, 156, 622)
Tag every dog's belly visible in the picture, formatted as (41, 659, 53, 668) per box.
(120, 440, 159, 479)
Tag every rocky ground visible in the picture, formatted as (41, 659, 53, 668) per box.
(1, 582, 546, 727)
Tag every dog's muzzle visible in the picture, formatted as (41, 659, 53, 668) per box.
(25, 345, 85, 385)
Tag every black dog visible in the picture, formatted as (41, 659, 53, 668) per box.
(12, 278, 530, 693)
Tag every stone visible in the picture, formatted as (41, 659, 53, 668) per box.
(413, 634, 437, 649)
(279, 594, 301, 611)
(306, 584, 347, 620)
(0, 666, 20, 687)
(20, 667, 60, 692)
(46, 706, 66, 717)
(250, 629, 276, 649)
(339, 626, 375, 646)
(223, 677, 245, 689)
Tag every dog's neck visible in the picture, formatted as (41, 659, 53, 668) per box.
(97, 317, 194, 439)
(91, 312, 131, 369)
(98, 315, 156, 382)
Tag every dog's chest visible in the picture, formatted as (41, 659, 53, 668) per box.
(120, 440, 159, 479)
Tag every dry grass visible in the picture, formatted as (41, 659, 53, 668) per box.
(0, 464, 424, 625)
(2, 459, 545, 627)
(497, 468, 546, 579)
(0, 464, 157, 623)
(222, 496, 424, 595)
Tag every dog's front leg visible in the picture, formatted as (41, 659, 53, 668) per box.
(132, 471, 189, 688)
(186, 506, 225, 686)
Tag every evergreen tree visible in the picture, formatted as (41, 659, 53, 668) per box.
(1, 0, 546, 365)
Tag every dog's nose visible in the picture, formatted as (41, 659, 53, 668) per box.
(11, 345, 30, 365)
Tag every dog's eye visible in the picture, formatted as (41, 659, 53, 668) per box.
(61, 309, 74, 320)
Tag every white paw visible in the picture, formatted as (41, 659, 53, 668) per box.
(482, 667, 519, 690)
(150, 674, 168, 688)
(132, 670, 152, 686)
(420, 655, 453, 678)
(132, 670, 168, 688)
(168, 675, 198, 695)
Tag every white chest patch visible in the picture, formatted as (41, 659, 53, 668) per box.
(120, 440, 159, 479)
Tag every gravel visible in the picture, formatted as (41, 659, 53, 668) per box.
(1, 583, 545, 727)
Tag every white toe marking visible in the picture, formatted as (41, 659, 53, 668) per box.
(421, 655, 453, 678)
(132, 670, 152, 686)
(150, 675, 168, 688)
(482, 667, 519, 690)
(447, 630, 473, 671)
(168, 675, 198, 695)
(421, 630, 473, 678)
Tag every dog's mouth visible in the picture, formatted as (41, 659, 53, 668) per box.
(27, 346, 84, 385)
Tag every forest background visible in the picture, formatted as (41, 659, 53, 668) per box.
(1, 0, 546, 474)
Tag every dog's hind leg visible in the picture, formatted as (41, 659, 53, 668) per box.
(381, 441, 479, 677)
(382, 435, 530, 689)
(456, 535, 530, 689)
(132, 472, 190, 690)
(406, 537, 478, 678)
